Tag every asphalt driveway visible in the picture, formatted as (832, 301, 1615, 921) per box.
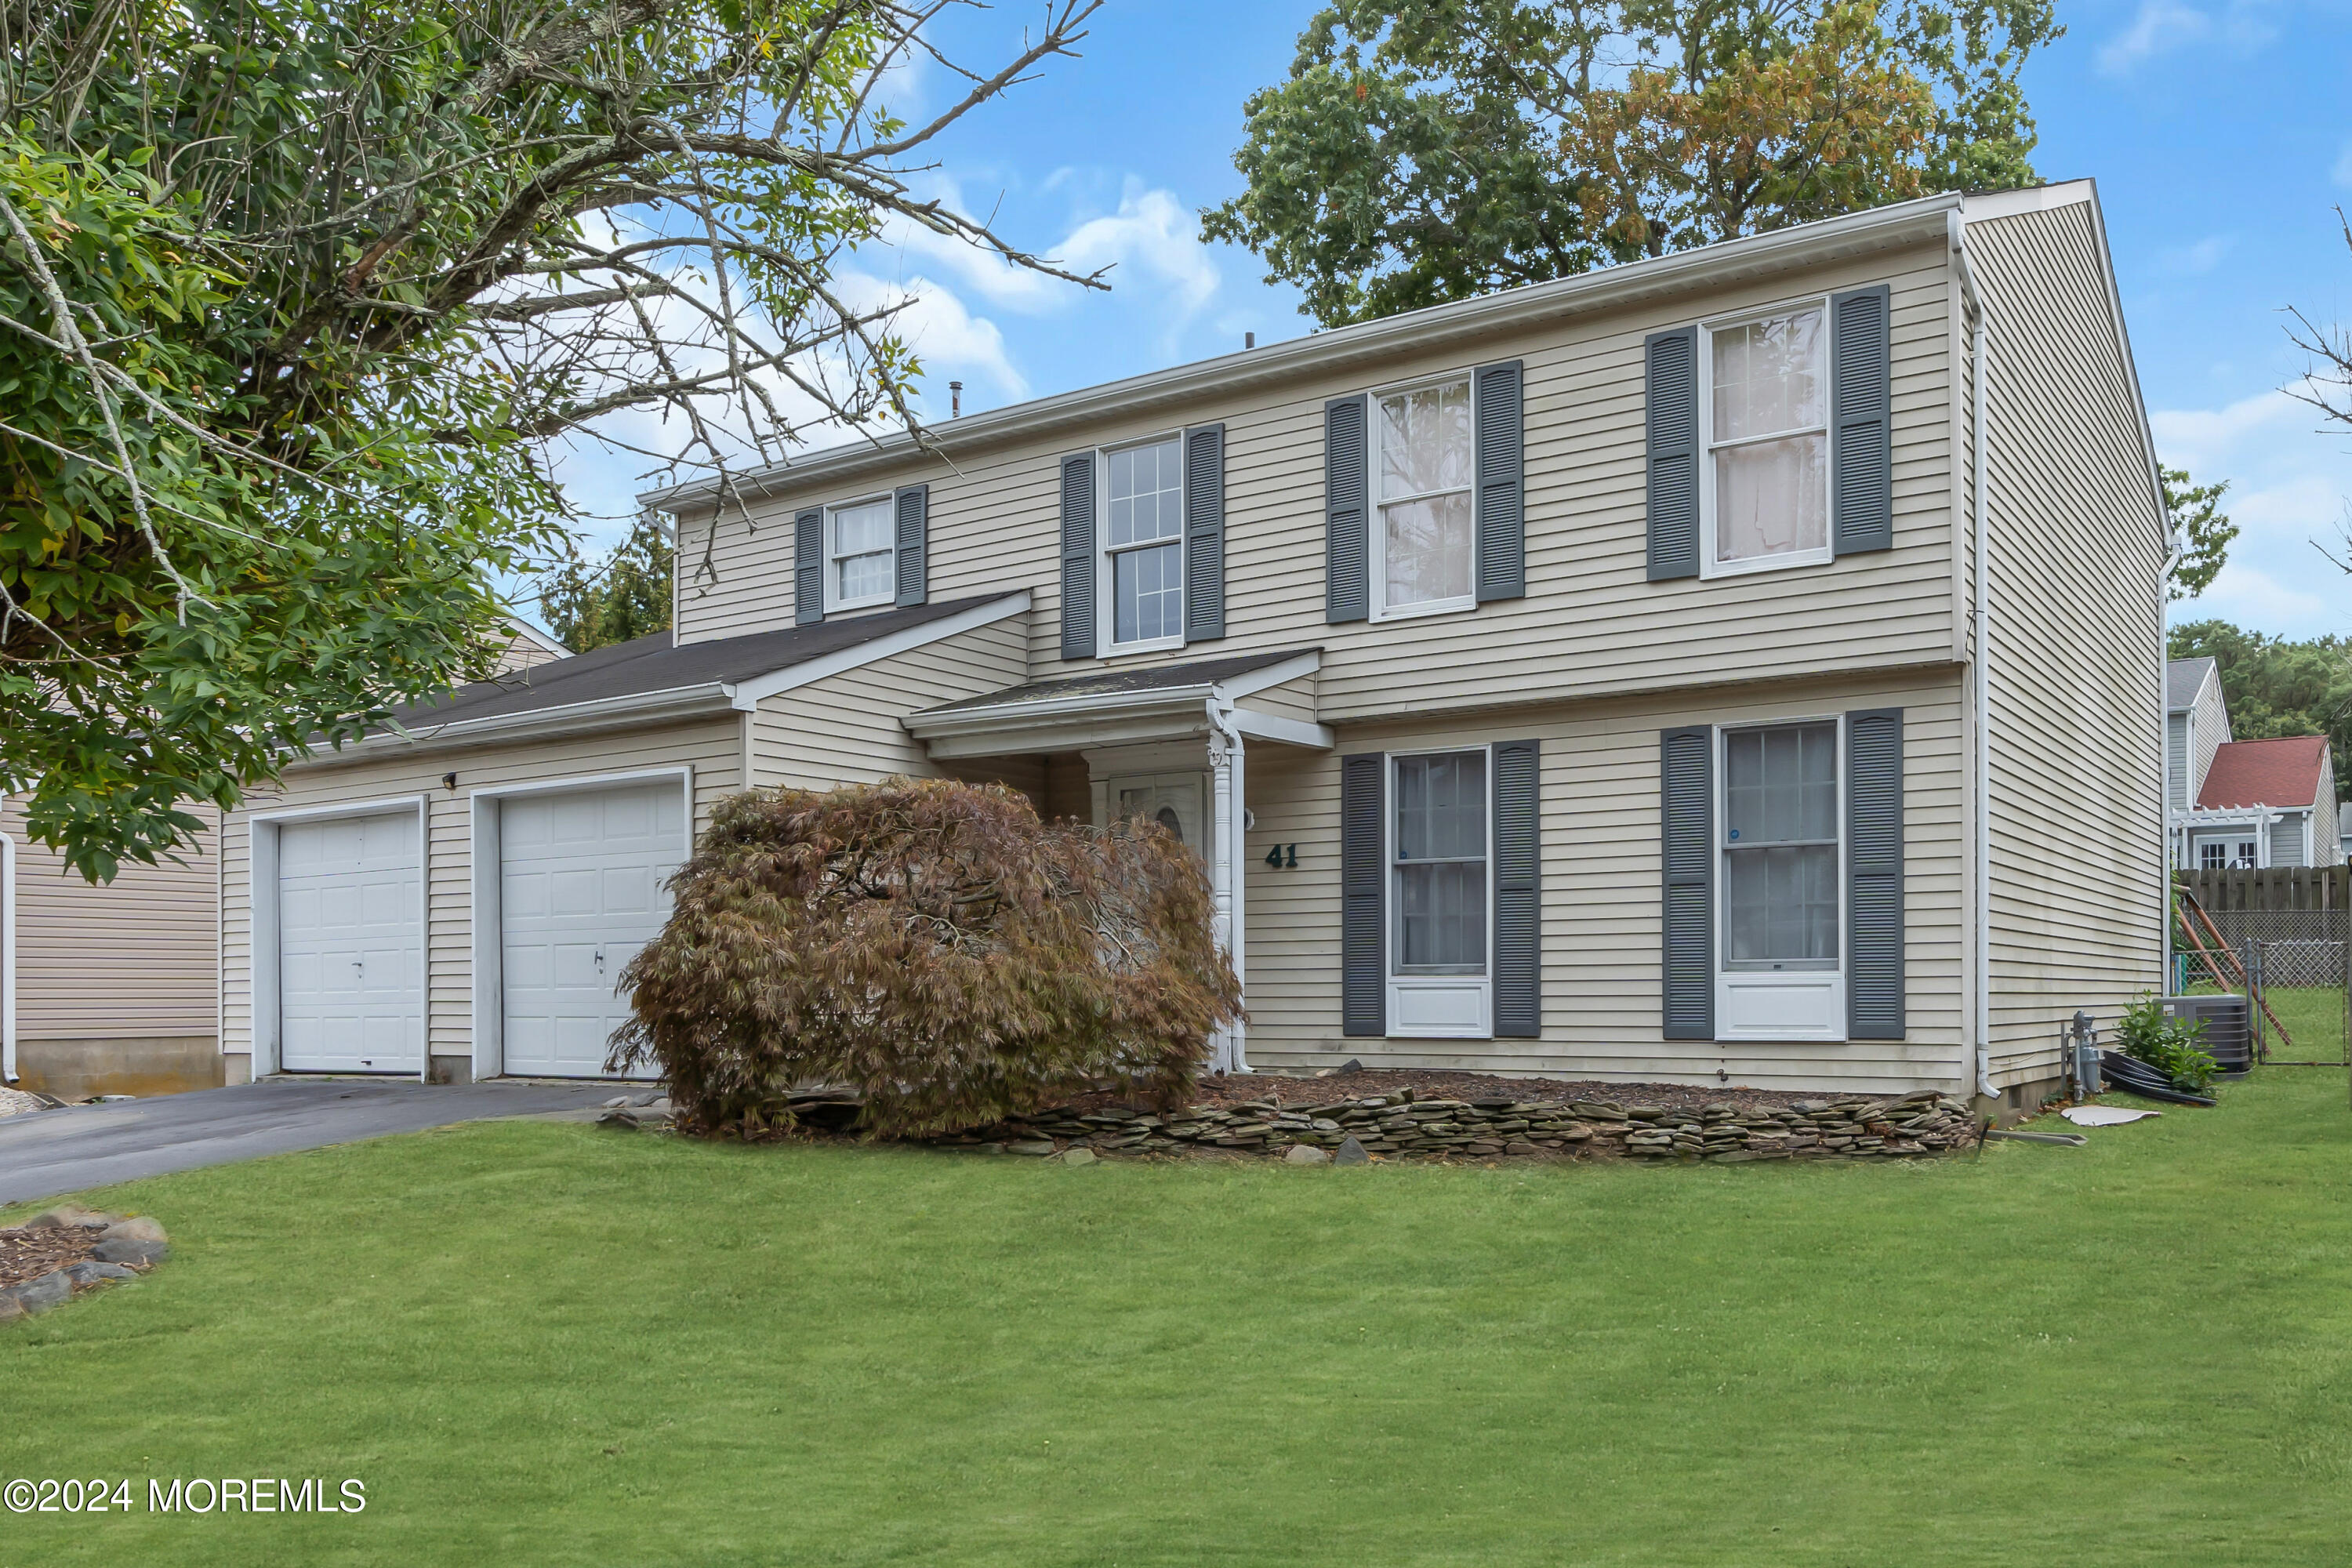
(0, 1078, 626, 1207)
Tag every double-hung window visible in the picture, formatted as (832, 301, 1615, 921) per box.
(825, 497, 896, 612)
(1716, 720, 1844, 1039)
(1101, 437, 1185, 652)
(1388, 749, 1490, 1036)
(1372, 376, 1475, 618)
(1703, 302, 1830, 575)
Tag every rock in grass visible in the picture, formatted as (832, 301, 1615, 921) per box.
(1284, 1145, 1330, 1165)
(92, 1238, 168, 1267)
(100, 1215, 166, 1244)
(1007, 1140, 1057, 1157)
(64, 1260, 136, 1287)
(25, 1204, 111, 1230)
(1058, 1148, 1098, 1167)
(1332, 1136, 1370, 1166)
(9, 1271, 72, 1314)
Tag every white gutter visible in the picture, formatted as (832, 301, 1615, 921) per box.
(1, 825, 15, 1084)
(1953, 210, 1997, 1102)
(644, 197, 1962, 515)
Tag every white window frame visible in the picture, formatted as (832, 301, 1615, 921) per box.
(1095, 434, 1189, 658)
(1367, 371, 1479, 623)
(1712, 718, 1847, 1042)
(1698, 295, 1834, 582)
(823, 495, 897, 614)
(1385, 746, 1494, 1040)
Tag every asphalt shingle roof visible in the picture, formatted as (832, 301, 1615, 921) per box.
(2196, 735, 2332, 811)
(2167, 656, 2217, 711)
(386, 594, 1015, 732)
(913, 648, 1317, 717)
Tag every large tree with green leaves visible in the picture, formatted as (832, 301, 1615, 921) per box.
(1203, 0, 2061, 328)
(2163, 466, 2235, 602)
(541, 513, 676, 653)
(1, 0, 1100, 880)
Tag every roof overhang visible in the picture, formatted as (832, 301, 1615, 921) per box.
(904, 650, 1330, 759)
(643, 198, 1961, 516)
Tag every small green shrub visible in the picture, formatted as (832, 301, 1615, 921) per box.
(2114, 993, 2218, 1092)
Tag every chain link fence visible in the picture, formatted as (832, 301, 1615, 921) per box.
(2177, 907, 2351, 1067)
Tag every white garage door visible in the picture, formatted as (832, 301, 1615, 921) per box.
(279, 811, 423, 1073)
(500, 782, 684, 1077)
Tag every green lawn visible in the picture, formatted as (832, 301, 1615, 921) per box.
(6, 1072, 2352, 1566)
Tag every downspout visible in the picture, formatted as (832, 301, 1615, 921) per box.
(2, 823, 15, 1084)
(1953, 211, 1997, 1101)
(1207, 697, 1250, 1074)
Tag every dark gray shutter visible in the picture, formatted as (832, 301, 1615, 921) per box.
(793, 507, 823, 624)
(892, 485, 927, 607)
(1184, 423, 1225, 641)
(1660, 726, 1713, 1040)
(1846, 707, 1905, 1040)
(1325, 395, 1370, 623)
(1474, 360, 1526, 602)
(1059, 452, 1095, 661)
(1645, 327, 1700, 582)
(1491, 739, 1541, 1037)
(1831, 284, 1893, 555)
(1341, 752, 1386, 1037)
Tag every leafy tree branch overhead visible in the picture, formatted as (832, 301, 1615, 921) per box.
(1203, 0, 2061, 328)
(0, 0, 1102, 880)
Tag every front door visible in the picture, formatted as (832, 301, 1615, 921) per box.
(1109, 774, 1206, 850)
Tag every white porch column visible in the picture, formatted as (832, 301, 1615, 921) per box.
(1207, 703, 1250, 1074)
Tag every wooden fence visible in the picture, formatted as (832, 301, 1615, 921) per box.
(2176, 865, 2352, 913)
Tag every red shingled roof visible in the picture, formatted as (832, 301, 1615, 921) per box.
(2198, 735, 2332, 811)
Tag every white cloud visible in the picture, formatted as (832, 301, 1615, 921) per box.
(832, 270, 1029, 401)
(2185, 560, 2332, 627)
(2334, 141, 2352, 190)
(1057, 183, 1223, 322)
(2098, 0, 2209, 74)
(2161, 233, 2238, 275)
(2158, 381, 2352, 637)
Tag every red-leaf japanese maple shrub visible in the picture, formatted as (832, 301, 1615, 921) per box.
(610, 779, 1242, 1137)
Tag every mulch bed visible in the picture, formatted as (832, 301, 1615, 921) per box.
(0, 1225, 103, 1290)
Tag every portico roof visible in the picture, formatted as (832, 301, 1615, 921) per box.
(904, 648, 1330, 757)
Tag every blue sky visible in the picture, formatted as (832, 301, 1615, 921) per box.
(548, 0, 2352, 641)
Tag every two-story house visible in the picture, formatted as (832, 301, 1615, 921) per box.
(2165, 656, 2339, 869)
(211, 182, 2169, 1111)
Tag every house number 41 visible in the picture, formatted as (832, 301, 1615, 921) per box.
(1262, 843, 1298, 869)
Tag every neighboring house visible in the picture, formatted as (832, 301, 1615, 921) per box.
(1, 618, 565, 1098)
(2165, 655, 2339, 869)
(2339, 801, 2352, 863)
(212, 182, 2169, 1111)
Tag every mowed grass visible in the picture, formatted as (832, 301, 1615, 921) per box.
(6, 1071, 2352, 1566)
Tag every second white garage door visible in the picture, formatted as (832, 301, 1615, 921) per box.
(500, 782, 684, 1077)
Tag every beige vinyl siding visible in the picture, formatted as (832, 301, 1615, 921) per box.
(1239, 671, 1320, 727)
(748, 618, 1030, 792)
(671, 242, 1958, 723)
(220, 720, 739, 1064)
(1240, 670, 1969, 1094)
(1966, 195, 2169, 1090)
(2, 798, 220, 1040)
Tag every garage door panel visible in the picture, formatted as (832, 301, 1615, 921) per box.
(278, 810, 422, 1075)
(501, 782, 681, 1078)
